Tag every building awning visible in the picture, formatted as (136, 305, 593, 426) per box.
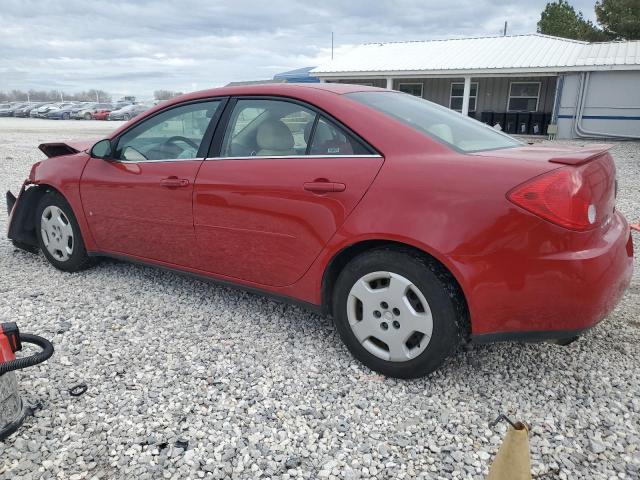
(273, 66, 320, 83)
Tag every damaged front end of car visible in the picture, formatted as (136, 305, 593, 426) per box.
(6, 182, 41, 254)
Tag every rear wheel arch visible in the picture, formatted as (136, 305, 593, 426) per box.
(321, 240, 471, 337)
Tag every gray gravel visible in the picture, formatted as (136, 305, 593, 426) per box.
(0, 118, 639, 479)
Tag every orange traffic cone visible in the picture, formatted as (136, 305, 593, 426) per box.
(486, 415, 531, 480)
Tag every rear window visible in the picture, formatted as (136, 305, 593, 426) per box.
(346, 91, 522, 153)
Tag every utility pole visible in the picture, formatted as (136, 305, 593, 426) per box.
(27, 92, 30, 104)
(96, 91, 100, 102)
(60, 91, 63, 102)
(503, 21, 508, 36)
(331, 31, 334, 60)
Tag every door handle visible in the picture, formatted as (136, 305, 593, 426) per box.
(303, 181, 346, 193)
(160, 177, 190, 188)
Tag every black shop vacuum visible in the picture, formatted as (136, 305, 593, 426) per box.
(0, 322, 54, 440)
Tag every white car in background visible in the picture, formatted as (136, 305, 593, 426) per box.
(107, 103, 150, 121)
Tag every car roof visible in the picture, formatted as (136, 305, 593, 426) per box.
(174, 82, 384, 102)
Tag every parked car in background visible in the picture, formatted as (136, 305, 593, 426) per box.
(107, 103, 149, 121)
(92, 108, 112, 120)
(14, 103, 46, 117)
(32, 103, 72, 118)
(46, 103, 82, 120)
(5, 84, 633, 378)
(73, 103, 114, 120)
(29, 102, 60, 118)
(0, 103, 15, 117)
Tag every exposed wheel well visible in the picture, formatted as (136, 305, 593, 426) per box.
(321, 240, 471, 337)
(8, 184, 60, 247)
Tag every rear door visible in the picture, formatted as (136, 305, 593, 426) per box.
(193, 97, 384, 287)
(80, 99, 224, 267)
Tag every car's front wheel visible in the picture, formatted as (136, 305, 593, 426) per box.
(332, 248, 462, 378)
(35, 191, 93, 272)
(84, 112, 92, 120)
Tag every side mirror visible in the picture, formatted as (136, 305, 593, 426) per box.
(90, 139, 112, 159)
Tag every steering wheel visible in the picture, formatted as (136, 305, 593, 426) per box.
(164, 136, 199, 150)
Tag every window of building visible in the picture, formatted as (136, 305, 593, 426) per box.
(449, 82, 478, 112)
(507, 82, 540, 112)
(398, 83, 423, 97)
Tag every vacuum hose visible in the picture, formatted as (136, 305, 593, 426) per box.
(0, 333, 54, 376)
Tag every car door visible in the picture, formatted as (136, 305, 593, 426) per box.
(80, 99, 224, 267)
(193, 97, 384, 287)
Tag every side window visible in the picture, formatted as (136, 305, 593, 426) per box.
(308, 117, 371, 156)
(115, 100, 221, 161)
(221, 99, 316, 157)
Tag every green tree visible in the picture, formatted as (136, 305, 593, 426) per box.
(596, 0, 640, 40)
(538, 0, 609, 41)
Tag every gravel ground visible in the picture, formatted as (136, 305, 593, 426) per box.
(0, 118, 638, 480)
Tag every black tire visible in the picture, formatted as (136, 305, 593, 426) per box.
(332, 248, 463, 378)
(84, 112, 92, 120)
(11, 240, 39, 254)
(35, 191, 93, 272)
(123, 114, 130, 121)
(62, 112, 69, 120)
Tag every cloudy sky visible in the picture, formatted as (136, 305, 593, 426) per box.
(0, 0, 598, 99)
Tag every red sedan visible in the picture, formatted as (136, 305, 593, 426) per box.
(6, 84, 634, 377)
(91, 109, 111, 120)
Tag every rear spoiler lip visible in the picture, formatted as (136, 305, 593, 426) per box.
(548, 144, 613, 166)
(37, 142, 80, 158)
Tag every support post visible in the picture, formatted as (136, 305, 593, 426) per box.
(461, 76, 471, 116)
(386, 77, 393, 90)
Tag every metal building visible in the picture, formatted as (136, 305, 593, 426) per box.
(311, 34, 640, 139)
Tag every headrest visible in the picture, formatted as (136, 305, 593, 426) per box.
(256, 120, 294, 150)
(304, 120, 335, 145)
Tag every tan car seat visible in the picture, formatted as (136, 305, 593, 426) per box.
(256, 119, 295, 156)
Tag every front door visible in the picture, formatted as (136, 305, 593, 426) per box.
(80, 99, 223, 267)
(193, 98, 384, 287)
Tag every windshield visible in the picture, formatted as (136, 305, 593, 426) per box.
(346, 91, 522, 153)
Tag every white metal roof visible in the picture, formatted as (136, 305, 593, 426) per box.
(312, 34, 640, 77)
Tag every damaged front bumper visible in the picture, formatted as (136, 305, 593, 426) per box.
(6, 190, 16, 216)
(6, 182, 40, 253)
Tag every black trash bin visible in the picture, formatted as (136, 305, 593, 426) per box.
(516, 113, 531, 135)
(480, 111, 494, 126)
(529, 113, 545, 135)
(505, 113, 518, 134)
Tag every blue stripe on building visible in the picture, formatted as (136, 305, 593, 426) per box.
(558, 114, 640, 121)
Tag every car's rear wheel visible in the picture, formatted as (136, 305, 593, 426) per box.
(123, 114, 130, 121)
(62, 112, 69, 120)
(84, 112, 91, 120)
(332, 248, 462, 378)
(35, 191, 93, 272)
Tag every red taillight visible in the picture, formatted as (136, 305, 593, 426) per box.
(507, 160, 615, 231)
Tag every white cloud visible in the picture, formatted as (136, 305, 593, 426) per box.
(0, 0, 599, 97)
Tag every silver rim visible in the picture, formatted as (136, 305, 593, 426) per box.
(347, 271, 433, 362)
(40, 206, 74, 261)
